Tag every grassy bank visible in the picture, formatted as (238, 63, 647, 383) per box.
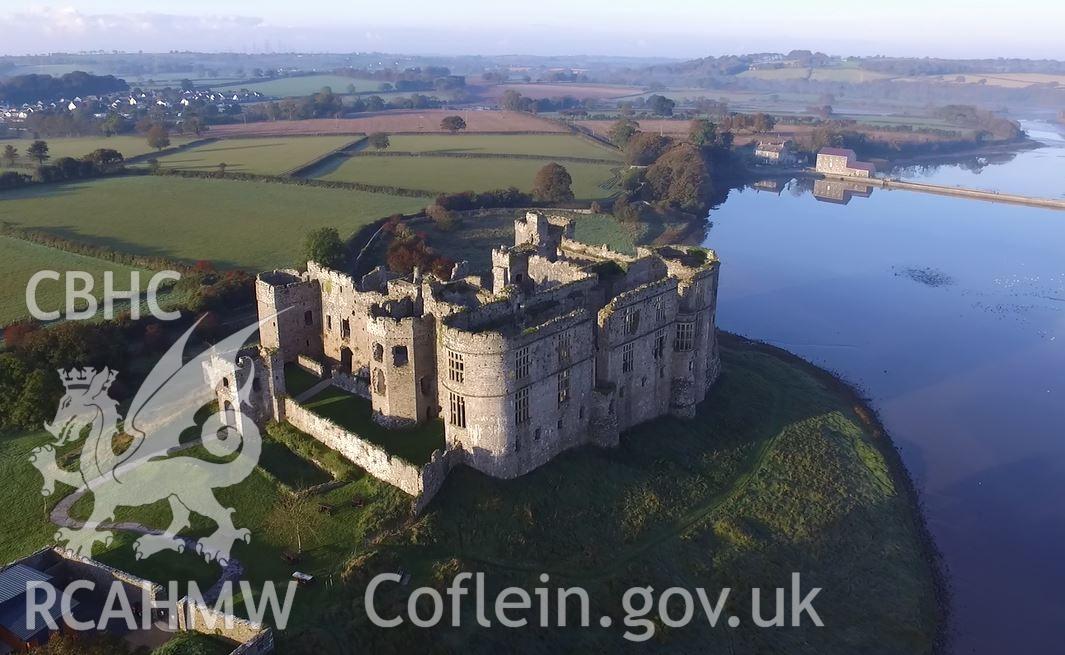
(327, 333, 944, 653)
(0, 335, 942, 652)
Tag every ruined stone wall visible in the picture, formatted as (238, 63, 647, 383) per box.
(29, 548, 162, 605)
(256, 271, 322, 364)
(176, 598, 273, 654)
(283, 397, 455, 512)
(366, 314, 435, 427)
(203, 351, 276, 431)
(596, 278, 680, 431)
(283, 398, 424, 496)
(526, 254, 593, 290)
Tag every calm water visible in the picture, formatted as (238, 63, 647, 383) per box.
(705, 123, 1065, 653)
(891, 120, 1065, 199)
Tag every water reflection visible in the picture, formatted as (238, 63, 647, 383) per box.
(698, 176, 1065, 654)
(811, 178, 874, 204)
(889, 120, 1065, 198)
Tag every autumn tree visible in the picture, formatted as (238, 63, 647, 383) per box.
(368, 132, 390, 149)
(440, 115, 467, 132)
(625, 132, 672, 165)
(608, 118, 639, 147)
(146, 124, 171, 151)
(302, 227, 346, 269)
(27, 140, 50, 164)
(532, 162, 574, 203)
(643, 143, 715, 214)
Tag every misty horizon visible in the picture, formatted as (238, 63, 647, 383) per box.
(2, 2, 1064, 60)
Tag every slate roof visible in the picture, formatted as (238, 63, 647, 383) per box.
(0, 564, 71, 643)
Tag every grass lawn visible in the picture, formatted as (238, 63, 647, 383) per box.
(260, 434, 333, 490)
(314, 156, 620, 199)
(0, 235, 148, 327)
(0, 176, 427, 271)
(152, 136, 357, 175)
(215, 75, 383, 97)
(0, 136, 194, 163)
(379, 134, 621, 160)
(284, 362, 324, 397)
(300, 386, 445, 465)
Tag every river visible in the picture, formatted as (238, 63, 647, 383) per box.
(705, 120, 1065, 653)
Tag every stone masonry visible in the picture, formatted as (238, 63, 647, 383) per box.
(207, 211, 721, 505)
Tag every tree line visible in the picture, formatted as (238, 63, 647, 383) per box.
(0, 71, 127, 104)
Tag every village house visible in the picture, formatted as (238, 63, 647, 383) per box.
(815, 147, 876, 177)
(754, 140, 798, 166)
(206, 212, 721, 511)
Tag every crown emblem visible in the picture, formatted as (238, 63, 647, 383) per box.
(58, 368, 116, 391)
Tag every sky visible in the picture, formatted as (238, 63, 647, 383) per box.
(1, 1, 1063, 59)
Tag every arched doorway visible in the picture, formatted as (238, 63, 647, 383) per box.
(340, 347, 353, 375)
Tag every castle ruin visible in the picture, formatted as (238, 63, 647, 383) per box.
(207, 212, 721, 508)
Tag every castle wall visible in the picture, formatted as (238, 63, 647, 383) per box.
(250, 214, 722, 497)
(284, 397, 425, 496)
(596, 278, 679, 431)
(366, 314, 435, 427)
(177, 598, 273, 654)
(283, 397, 459, 513)
(256, 271, 322, 364)
(439, 310, 596, 478)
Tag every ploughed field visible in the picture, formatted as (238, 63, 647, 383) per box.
(0, 335, 941, 653)
(0, 176, 426, 271)
(150, 136, 358, 175)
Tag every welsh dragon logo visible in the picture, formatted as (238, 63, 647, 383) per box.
(29, 318, 268, 566)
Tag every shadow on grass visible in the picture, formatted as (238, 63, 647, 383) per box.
(301, 386, 444, 466)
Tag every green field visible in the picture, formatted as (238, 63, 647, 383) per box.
(380, 134, 621, 160)
(0, 136, 194, 163)
(0, 236, 148, 327)
(215, 75, 384, 97)
(315, 156, 620, 199)
(0, 176, 426, 271)
(152, 136, 357, 175)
